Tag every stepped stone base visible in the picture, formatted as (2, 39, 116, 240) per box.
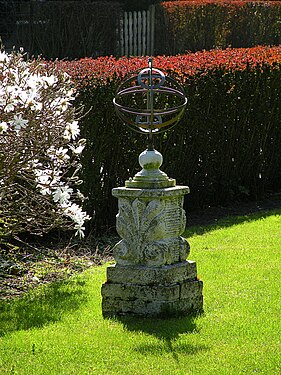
(102, 261, 203, 317)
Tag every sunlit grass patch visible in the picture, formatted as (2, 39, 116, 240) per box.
(0, 209, 280, 374)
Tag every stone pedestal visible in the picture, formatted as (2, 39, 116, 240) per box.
(102, 261, 203, 317)
(101, 184, 203, 317)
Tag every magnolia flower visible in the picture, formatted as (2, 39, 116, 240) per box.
(10, 114, 29, 131)
(4, 102, 16, 113)
(52, 185, 73, 205)
(35, 169, 52, 195)
(68, 138, 86, 155)
(74, 224, 86, 238)
(36, 174, 51, 195)
(51, 96, 72, 113)
(0, 122, 8, 133)
(68, 143, 85, 155)
(35, 167, 61, 195)
(26, 74, 44, 90)
(19, 87, 40, 109)
(57, 147, 70, 160)
(42, 75, 57, 87)
(0, 52, 9, 63)
(64, 121, 80, 140)
(47, 146, 70, 164)
(63, 203, 90, 238)
(0, 89, 6, 108)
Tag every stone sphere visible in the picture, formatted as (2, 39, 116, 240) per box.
(113, 66, 187, 134)
(139, 149, 163, 170)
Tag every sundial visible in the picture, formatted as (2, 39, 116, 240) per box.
(102, 58, 203, 318)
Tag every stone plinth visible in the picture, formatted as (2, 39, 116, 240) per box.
(101, 185, 203, 317)
(102, 261, 203, 317)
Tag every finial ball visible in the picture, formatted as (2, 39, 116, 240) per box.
(139, 149, 163, 170)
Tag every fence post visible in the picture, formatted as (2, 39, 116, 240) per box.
(133, 11, 138, 56)
(142, 10, 147, 56)
(124, 12, 129, 56)
(146, 8, 150, 56)
(136, 11, 141, 56)
(150, 5, 155, 56)
(128, 12, 133, 55)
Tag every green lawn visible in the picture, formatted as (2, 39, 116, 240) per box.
(0, 209, 280, 374)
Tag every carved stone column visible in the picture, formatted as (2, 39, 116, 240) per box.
(102, 153, 203, 317)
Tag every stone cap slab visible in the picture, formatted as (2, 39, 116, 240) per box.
(112, 185, 190, 199)
(106, 260, 198, 285)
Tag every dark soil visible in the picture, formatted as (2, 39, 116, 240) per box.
(0, 235, 116, 300)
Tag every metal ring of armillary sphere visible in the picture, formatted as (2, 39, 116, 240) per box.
(113, 58, 187, 147)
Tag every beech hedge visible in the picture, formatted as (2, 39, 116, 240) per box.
(57, 46, 281, 232)
(158, 1, 281, 54)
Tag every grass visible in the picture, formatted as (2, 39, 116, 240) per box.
(0, 209, 280, 374)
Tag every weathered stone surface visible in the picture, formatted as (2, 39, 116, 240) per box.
(106, 261, 198, 285)
(112, 186, 190, 266)
(101, 283, 180, 301)
(102, 281, 203, 318)
(112, 186, 190, 199)
(125, 149, 176, 189)
(180, 279, 203, 299)
(101, 184, 203, 317)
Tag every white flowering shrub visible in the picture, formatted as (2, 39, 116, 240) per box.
(0, 50, 90, 239)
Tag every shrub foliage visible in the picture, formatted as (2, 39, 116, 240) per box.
(5, 1, 122, 59)
(158, 1, 281, 54)
(2, 1, 280, 59)
(57, 46, 281, 232)
(0, 50, 89, 241)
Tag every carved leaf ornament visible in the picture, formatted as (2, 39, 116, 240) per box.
(114, 197, 190, 266)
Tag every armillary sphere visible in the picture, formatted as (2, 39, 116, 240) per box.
(113, 58, 187, 150)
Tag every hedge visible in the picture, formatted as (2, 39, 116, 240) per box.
(56, 46, 281, 232)
(157, 1, 281, 54)
(4, 1, 122, 59)
(3, 1, 281, 59)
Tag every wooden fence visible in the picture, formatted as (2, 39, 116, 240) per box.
(119, 5, 155, 57)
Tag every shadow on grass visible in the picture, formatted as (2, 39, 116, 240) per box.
(185, 207, 281, 238)
(115, 315, 209, 359)
(0, 276, 87, 337)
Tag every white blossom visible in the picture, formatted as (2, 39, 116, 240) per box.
(47, 146, 70, 164)
(10, 114, 29, 131)
(35, 170, 52, 195)
(1, 49, 89, 237)
(64, 121, 80, 140)
(26, 74, 44, 90)
(34, 168, 61, 195)
(0, 122, 8, 133)
(4, 101, 16, 113)
(42, 75, 57, 87)
(52, 185, 73, 205)
(0, 52, 9, 63)
(63, 203, 90, 238)
(69, 143, 85, 155)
